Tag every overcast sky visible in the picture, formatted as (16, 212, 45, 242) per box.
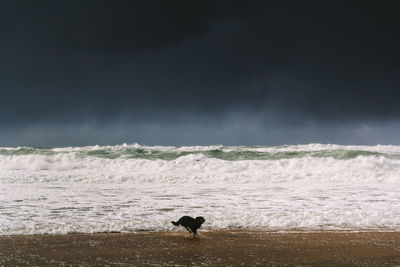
(1, 1, 400, 147)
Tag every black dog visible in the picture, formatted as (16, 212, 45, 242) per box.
(171, 216, 206, 236)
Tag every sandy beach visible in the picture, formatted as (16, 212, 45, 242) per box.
(1, 230, 400, 266)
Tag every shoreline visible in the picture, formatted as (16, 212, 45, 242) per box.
(1, 230, 400, 266)
(3, 226, 400, 237)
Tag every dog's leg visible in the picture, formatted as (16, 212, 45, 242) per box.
(184, 226, 192, 234)
(191, 228, 198, 237)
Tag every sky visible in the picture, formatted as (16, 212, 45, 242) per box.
(1, 1, 400, 147)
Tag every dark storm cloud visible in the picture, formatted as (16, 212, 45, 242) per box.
(1, 1, 400, 145)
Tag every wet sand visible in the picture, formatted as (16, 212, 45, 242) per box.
(1, 230, 400, 266)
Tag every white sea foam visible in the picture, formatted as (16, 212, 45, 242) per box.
(1, 144, 400, 235)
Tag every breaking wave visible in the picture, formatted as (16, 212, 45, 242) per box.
(1, 143, 400, 234)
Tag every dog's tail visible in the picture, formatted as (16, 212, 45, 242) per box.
(171, 221, 180, 226)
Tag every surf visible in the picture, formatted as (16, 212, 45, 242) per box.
(1, 143, 399, 235)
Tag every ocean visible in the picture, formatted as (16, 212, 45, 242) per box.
(1, 143, 399, 235)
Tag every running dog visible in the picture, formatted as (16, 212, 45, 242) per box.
(171, 216, 206, 236)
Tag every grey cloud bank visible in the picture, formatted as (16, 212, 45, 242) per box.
(4, 113, 400, 147)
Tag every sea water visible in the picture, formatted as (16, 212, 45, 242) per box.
(1, 143, 399, 235)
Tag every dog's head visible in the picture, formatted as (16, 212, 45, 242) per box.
(195, 216, 206, 225)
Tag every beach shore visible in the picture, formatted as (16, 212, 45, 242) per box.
(1, 230, 400, 266)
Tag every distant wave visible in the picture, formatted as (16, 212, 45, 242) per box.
(1, 143, 400, 161)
